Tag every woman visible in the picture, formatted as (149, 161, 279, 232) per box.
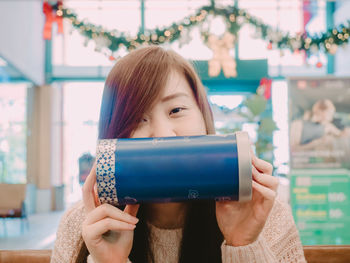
(290, 99, 342, 151)
(51, 46, 306, 263)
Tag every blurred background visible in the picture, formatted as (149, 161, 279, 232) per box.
(0, 0, 349, 250)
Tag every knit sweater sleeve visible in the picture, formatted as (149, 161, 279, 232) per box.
(51, 200, 132, 263)
(221, 198, 306, 263)
(221, 235, 277, 262)
(51, 201, 87, 263)
(87, 255, 132, 263)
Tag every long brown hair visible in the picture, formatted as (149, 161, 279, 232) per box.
(78, 46, 223, 262)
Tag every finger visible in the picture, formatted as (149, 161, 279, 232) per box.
(82, 162, 97, 213)
(252, 166, 279, 191)
(93, 182, 101, 206)
(84, 218, 136, 240)
(252, 181, 276, 201)
(250, 149, 273, 175)
(124, 204, 140, 217)
(85, 203, 139, 225)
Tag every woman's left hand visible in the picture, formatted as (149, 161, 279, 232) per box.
(215, 150, 279, 246)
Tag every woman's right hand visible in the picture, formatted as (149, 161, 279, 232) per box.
(82, 163, 140, 263)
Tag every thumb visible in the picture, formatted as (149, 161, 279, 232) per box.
(124, 204, 140, 217)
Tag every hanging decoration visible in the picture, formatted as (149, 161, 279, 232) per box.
(257, 78, 272, 100)
(207, 32, 237, 78)
(45, 2, 350, 61)
(43, 0, 64, 40)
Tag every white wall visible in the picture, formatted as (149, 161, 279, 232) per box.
(0, 0, 45, 85)
(334, 1, 350, 75)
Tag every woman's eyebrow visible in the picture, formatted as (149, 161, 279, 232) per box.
(161, 92, 189, 103)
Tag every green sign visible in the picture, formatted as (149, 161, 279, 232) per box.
(290, 169, 350, 245)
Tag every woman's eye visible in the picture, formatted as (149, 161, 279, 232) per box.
(138, 118, 148, 123)
(170, 107, 184, 115)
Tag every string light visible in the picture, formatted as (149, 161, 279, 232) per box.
(164, 30, 171, 37)
(151, 34, 158, 41)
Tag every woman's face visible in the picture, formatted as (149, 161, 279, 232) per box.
(130, 70, 207, 138)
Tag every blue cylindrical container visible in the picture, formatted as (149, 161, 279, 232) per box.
(96, 131, 252, 206)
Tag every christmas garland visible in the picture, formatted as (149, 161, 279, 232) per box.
(45, 1, 350, 60)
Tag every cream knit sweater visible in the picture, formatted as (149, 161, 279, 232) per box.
(51, 198, 306, 263)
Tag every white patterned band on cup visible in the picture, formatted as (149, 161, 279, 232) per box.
(96, 139, 119, 206)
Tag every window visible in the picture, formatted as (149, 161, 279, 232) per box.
(209, 94, 260, 144)
(238, 0, 327, 67)
(53, 0, 141, 66)
(0, 84, 27, 183)
(62, 82, 104, 204)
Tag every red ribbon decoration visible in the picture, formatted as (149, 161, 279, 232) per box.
(259, 78, 272, 100)
(43, 1, 63, 40)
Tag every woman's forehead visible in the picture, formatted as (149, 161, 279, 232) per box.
(145, 70, 197, 112)
(161, 70, 192, 98)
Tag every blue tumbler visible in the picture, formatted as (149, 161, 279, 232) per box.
(96, 131, 252, 206)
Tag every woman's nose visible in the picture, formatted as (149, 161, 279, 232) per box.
(149, 119, 176, 138)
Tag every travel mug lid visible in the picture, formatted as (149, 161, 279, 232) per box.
(235, 131, 252, 202)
